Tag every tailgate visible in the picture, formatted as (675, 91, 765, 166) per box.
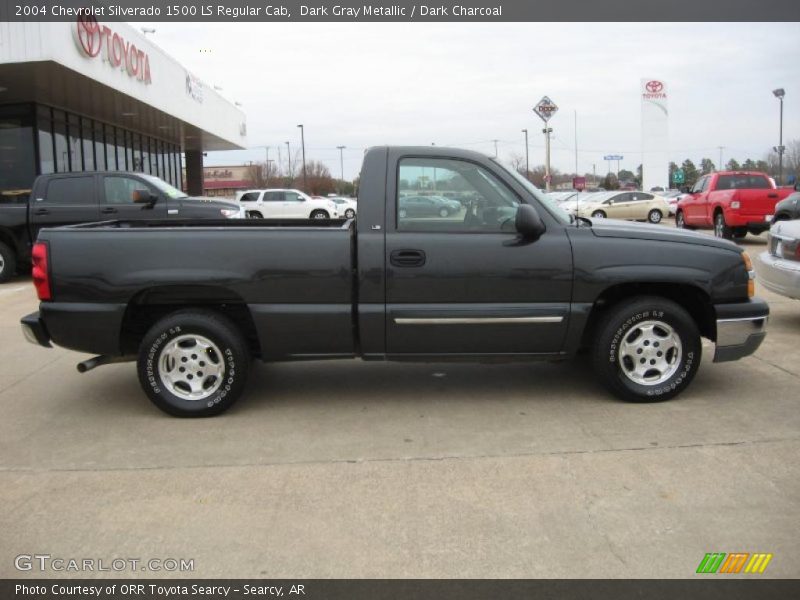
(735, 189, 785, 217)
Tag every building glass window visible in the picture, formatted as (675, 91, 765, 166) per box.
(94, 122, 106, 170)
(116, 128, 127, 171)
(0, 104, 37, 200)
(36, 105, 55, 176)
(82, 117, 95, 171)
(52, 111, 68, 173)
(106, 126, 117, 170)
(67, 113, 83, 171)
(158, 141, 167, 181)
(141, 137, 151, 175)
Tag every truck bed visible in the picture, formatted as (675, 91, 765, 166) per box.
(37, 218, 357, 360)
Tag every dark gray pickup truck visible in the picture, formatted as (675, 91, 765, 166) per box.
(21, 147, 768, 417)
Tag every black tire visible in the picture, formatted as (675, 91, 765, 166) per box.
(592, 296, 702, 403)
(733, 227, 748, 240)
(439, 207, 449, 217)
(675, 210, 693, 230)
(0, 241, 17, 283)
(647, 209, 663, 224)
(310, 210, 329, 219)
(591, 210, 606, 219)
(344, 208, 356, 219)
(713, 211, 732, 240)
(137, 310, 250, 417)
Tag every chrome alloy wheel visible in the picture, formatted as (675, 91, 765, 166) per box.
(158, 334, 225, 401)
(617, 320, 682, 386)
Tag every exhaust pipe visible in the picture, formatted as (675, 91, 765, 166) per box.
(77, 355, 134, 373)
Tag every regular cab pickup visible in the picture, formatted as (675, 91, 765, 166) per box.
(675, 171, 793, 240)
(0, 171, 241, 282)
(21, 147, 769, 417)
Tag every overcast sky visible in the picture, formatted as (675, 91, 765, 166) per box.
(138, 22, 800, 179)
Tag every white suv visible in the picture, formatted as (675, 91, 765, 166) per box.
(237, 189, 339, 219)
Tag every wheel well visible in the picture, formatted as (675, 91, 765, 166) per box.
(581, 282, 716, 348)
(0, 229, 20, 257)
(247, 210, 262, 217)
(119, 286, 261, 358)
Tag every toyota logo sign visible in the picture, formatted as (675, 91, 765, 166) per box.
(73, 17, 152, 84)
(75, 14, 102, 57)
(646, 80, 664, 93)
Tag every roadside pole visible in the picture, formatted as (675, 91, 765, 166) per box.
(533, 96, 559, 193)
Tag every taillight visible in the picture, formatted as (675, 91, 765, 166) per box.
(31, 242, 51, 301)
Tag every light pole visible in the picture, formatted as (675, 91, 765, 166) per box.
(773, 88, 785, 185)
(337, 145, 346, 193)
(297, 124, 307, 192)
(492, 139, 499, 158)
(543, 127, 553, 192)
(285, 141, 291, 178)
(521, 129, 529, 180)
(717, 146, 724, 171)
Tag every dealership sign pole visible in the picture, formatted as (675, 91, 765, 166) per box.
(533, 96, 558, 192)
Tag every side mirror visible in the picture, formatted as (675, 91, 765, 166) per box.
(515, 204, 545, 240)
(132, 189, 157, 206)
(681, 186, 692, 194)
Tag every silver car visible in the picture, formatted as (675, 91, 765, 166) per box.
(755, 219, 800, 300)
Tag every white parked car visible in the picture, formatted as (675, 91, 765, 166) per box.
(328, 196, 358, 219)
(237, 189, 339, 219)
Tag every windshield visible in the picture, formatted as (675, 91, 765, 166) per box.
(491, 159, 570, 224)
(141, 174, 188, 199)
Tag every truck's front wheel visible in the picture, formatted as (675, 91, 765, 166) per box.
(591, 297, 701, 403)
(137, 310, 250, 417)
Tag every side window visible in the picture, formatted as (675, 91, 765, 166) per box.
(103, 176, 149, 205)
(634, 193, 654, 201)
(284, 192, 304, 202)
(263, 191, 284, 202)
(240, 192, 260, 202)
(716, 175, 733, 191)
(692, 177, 708, 194)
(397, 158, 518, 232)
(44, 176, 94, 205)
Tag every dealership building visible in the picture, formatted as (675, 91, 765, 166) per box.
(0, 19, 247, 199)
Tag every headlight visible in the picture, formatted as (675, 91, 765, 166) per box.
(220, 208, 240, 218)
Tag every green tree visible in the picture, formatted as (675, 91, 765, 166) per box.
(602, 173, 619, 190)
(681, 159, 699, 187)
(725, 158, 741, 171)
(700, 158, 716, 174)
(636, 164, 643, 186)
(742, 158, 757, 170)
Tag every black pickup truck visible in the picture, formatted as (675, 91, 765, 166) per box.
(21, 147, 768, 417)
(0, 171, 241, 282)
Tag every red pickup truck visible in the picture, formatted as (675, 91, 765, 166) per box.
(675, 171, 793, 240)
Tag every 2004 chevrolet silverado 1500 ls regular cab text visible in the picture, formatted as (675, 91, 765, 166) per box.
(21, 147, 769, 417)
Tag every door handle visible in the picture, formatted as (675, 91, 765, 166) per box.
(767, 193, 778, 198)
(100, 207, 118, 214)
(390, 249, 426, 267)
(33, 208, 50, 216)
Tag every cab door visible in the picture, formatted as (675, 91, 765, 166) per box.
(100, 174, 168, 221)
(606, 192, 633, 219)
(29, 174, 99, 241)
(385, 154, 573, 357)
(685, 176, 710, 224)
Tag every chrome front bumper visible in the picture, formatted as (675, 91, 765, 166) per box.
(713, 299, 769, 363)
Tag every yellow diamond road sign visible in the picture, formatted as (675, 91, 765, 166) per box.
(534, 96, 559, 123)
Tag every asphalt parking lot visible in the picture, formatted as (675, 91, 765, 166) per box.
(0, 231, 798, 579)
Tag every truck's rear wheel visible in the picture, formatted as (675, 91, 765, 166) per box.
(714, 211, 732, 240)
(137, 310, 250, 417)
(0, 241, 16, 283)
(310, 210, 329, 219)
(592, 296, 701, 403)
